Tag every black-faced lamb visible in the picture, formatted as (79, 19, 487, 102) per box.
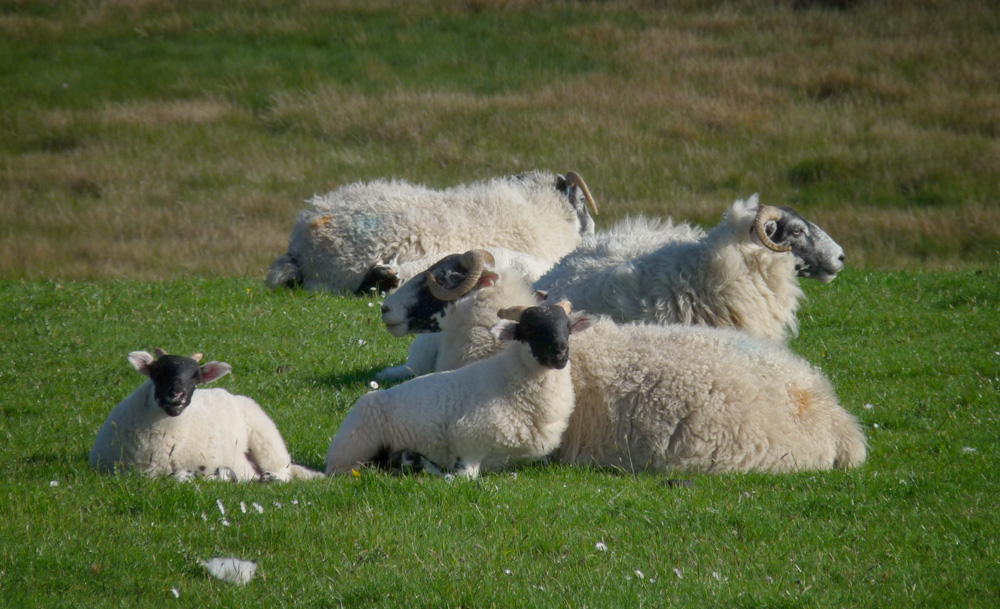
(377, 256, 867, 473)
(326, 302, 592, 479)
(89, 349, 321, 481)
(267, 170, 598, 294)
(534, 195, 845, 341)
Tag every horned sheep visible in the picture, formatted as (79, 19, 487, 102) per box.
(90, 349, 321, 482)
(377, 253, 866, 473)
(326, 301, 591, 479)
(267, 170, 598, 294)
(534, 195, 845, 342)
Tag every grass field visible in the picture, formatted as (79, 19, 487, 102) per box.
(1, 270, 998, 607)
(2, 1, 999, 607)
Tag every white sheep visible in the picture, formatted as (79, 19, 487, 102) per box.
(90, 349, 322, 482)
(534, 195, 845, 342)
(377, 259, 866, 473)
(267, 170, 598, 294)
(326, 302, 591, 479)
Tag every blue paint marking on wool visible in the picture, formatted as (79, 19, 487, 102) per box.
(352, 215, 383, 238)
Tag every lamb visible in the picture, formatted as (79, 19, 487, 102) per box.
(533, 195, 845, 342)
(326, 301, 592, 479)
(90, 349, 322, 482)
(267, 170, 598, 294)
(377, 255, 866, 473)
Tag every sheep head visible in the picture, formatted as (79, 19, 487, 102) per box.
(751, 204, 846, 283)
(128, 349, 233, 417)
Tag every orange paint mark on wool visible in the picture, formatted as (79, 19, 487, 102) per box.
(790, 385, 815, 417)
(310, 215, 335, 230)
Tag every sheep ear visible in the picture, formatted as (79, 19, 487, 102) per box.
(489, 320, 518, 342)
(533, 290, 548, 304)
(569, 313, 596, 335)
(478, 270, 499, 289)
(128, 351, 155, 376)
(199, 361, 233, 384)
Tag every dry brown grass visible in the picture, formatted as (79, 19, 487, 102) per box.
(1, 1, 997, 280)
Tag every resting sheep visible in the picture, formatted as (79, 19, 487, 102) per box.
(534, 195, 845, 342)
(90, 349, 321, 482)
(267, 170, 598, 294)
(326, 302, 591, 479)
(377, 254, 866, 473)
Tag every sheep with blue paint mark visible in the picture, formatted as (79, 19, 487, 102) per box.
(267, 170, 598, 294)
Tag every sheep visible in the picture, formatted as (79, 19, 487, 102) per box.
(533, 195, 845, 342)
(326, 301, 592, 479)
(375, 249, 538, 382)
(267, 170, 598, 294)
(377, 257, 866, 473)
(90, 349, 322, 482)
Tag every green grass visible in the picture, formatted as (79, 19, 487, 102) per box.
(2, 270, 998, 607)
(1, 1, 998, 606)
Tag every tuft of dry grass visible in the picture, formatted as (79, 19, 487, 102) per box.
(1, 1, 998, 281)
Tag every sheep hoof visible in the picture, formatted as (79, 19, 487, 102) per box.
(259, 472, 281, 484)
(171, 469, 197, 482)
(386, 450, 426, 475)
(210, 467, 239, 482)
(357, 264, 399, 295)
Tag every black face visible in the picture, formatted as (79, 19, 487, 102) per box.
(768, 207, 845, 282)
(516, 305, 572, 370)
(148, 355, 203, 416)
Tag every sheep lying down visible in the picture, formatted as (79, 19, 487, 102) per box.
(326, 302, 592, 479)
(377, 252, 867, 474)
(90, 349, 321, 482)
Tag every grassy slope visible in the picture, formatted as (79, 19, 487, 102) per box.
(1, 0, 999, 278)
(1, 269, 997, 607)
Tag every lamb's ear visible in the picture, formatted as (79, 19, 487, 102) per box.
(489, 320, 519, 342)
(478, 270, 500, 289)
(533, 290, 548, 304)
(199, 361, 233, 384)
(127, 351, 155, 376)
(569, 313, 596, 335)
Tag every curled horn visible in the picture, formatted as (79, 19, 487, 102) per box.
(190, 353, 203, 363)
(554, 300, 572, 315)
(753, 206, 792, 253)
(497, 306, 528, 322)
(426, 249, 494, 301)
(153, 347, 169, 358)
(564, 171, 599, 216)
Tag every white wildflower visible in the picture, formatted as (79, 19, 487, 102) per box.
(252, 502, 264, 514)
(357, 339, 367, 347)
(240, 502, 247, 514)
(201, 513, 208, 522)
(221, 519, 231, 527)
(504, 569, 513, 576)
(635, 569, 645, 580)
(170, 588, 180, 598)
(216, 499, 226, 516)
(273, 501, 283, 509)
(369, 381, 379, 390)
(873, 423, 880, 429)
(673, 567, 683, 579)
(863, 403, 874, 410)
(49, 480, 59, 487)
(962, 446, 978, 454)
(595, 542, 608, 552)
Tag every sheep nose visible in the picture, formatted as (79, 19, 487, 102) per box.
(381, 305, 390, 315)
